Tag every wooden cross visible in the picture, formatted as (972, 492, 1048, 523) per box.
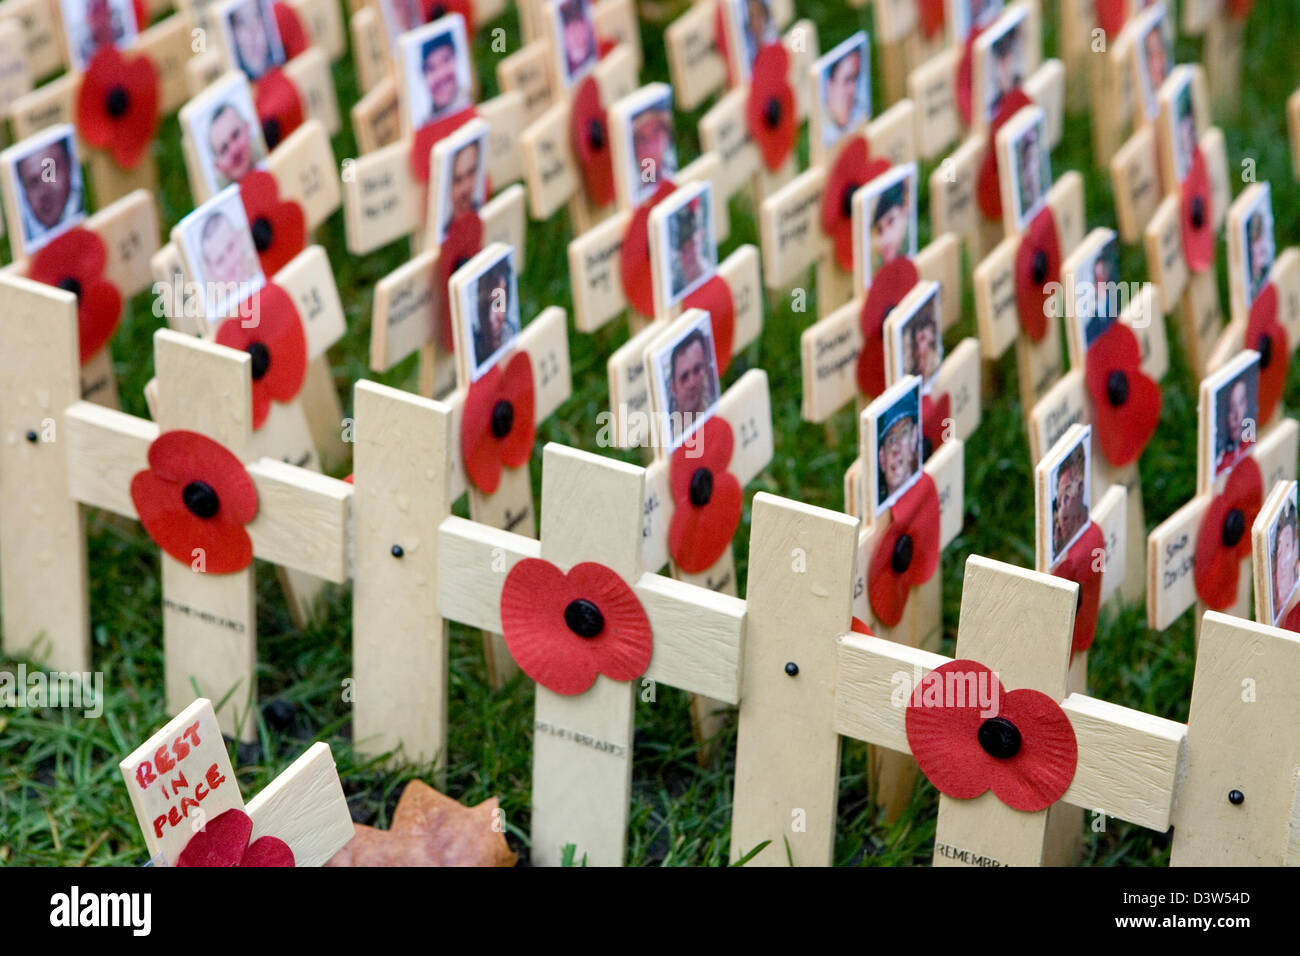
(870, 0, 957, 106)
(120, 698, 354, 866)
(1181, 0, 1250, 120)
(1026, 229, 1168, 604)
(6, 4, 196, 203)
(1147, 350, 1299, 632)
(693, 12, 817, 211)
(797, 161, 976, 430)
(1087, 0, 1168, 166)
(926, 0, 1066, 263)
(342, 14, 527, 253)
(365, 117, 527, 399)
(437, 442, 746, 865)
(604, 179, 761, 448)
(1135, 68, 1232, 381)
(0, 278, 351, 740)
(972, 101, 1086, 415)
(349, 267, 571, 762)
(0, 17, 32, 120)
(146, 192, 349, 626)
(732, 513, 1186, 865)
(0, 124, 160, 411)
(663, 0, 794, 111)
(758, 89, 915, 313)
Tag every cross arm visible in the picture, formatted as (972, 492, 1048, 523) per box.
(244, 460, 352, 583)
(437, 515, 541, 630)
(245, 742, 355, 867)
(634, 572, 744, 703)
(832, 633, 949, 752)
(1058, 694, 1186, 831)
(65, 401, 159, 518)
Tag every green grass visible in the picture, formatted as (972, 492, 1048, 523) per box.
(2, 0, 1299, 866)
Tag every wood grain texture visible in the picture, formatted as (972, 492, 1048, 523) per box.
(245, 742, 355, 867)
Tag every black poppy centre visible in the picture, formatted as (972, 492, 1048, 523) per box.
(891, 533, 914, 574)
(1106, 369, 1129, 407)
(263, 119, 282, 150)
(689, 467, 714, 507)
(587, 119, 605, 151)
(1031, 249, 1049, 285)
(564, 598, 605, 638)
(977, 715, 1022, 759)
(57, 277, 82, 299)
(1221, 508, 1246, 549)
(251, 216, 274, 253)
(246, 342, 271, 381)
(490, 399, 515, 438)
(182, 480, 221, 519)
(105, 86, 130, 118)
(1256, 332, 1273, 369)
(1190, 196, 1206, 230)
(763, 97, 782, 129)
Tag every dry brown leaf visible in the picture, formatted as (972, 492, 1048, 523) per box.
(326, 780, 517, 867)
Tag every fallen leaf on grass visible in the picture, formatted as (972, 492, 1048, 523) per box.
(326, 780, 516, 867)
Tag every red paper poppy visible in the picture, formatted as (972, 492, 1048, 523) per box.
(76, 47, 159, 169)
(1194, 456, 1263, 611)
(868, 473, 941, 627)
(597, 34, 618, 58)
(1284, 601, 1300, 633)
(906, 659, 1078, 812)
(499, 558, 652, 695)
(1227, 0, 1254, 18)
(461, 351, 536, 494)
(620, 179, 678, 316)
(177, 808, 294, 867)
(746, 43, 796, 172)
(954, 33, 980, 127)
(1085, 323, 1162, 467)
(409, 106, 477, 184)
(1246, 284, 1287, 426)
(856, 258, 920, 398)
(918, 0, 946, 39)
(27, 227, 121, 365)
(423, 0, 475, 35)
(668, 416, 742, 574)
(1181, 147, 1215, 273)
(570, 76, 615, 208)
(1095, 0, 1127, 36)
(976, 89, 1034, 222)
(1013, 208, 1060, 342)
(213, 284, 307, 429)
(921, 391, 951, 461)
(682, 275, 736, 374)
(1051, 521, 1105, 654)
(255, 68, 305, 151)
(436, 211, 484, 351)
(272, 1, 309, 59)
(851, 616, 873, 635)
(822, 139, 891, 273)
(130, 430, 258, 574)
(240, 171, 306, 277)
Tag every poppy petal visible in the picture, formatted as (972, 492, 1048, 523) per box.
(409, 106, 477, 184)
(620, 180, 678, 316)
(746, 43, 796, 171)
(1180, 148, 1215, 273)
(906, 660, 1002, 799)
(822, 140, 889, 273)
(1095, 0, 1127, 36)
(977, 89, 1034, 222)
(1284, 601, 1300, 633)
(954, 34, 979, 128)
(868, 473, 940, 627)
(668, 419, 741, 574)
(240, 171, 306, 277)
(571, 76, 615, 208)
(1194, 456, 1263, 610)
(461, 363, 506, 494)
(567, 561, 654, 682)
(857, 258, 920, 398)
(423, 0, 475, 35)
(1246, 284, 1286, 426)
(240, 835, 296, 866)
(272, 1, 309, 59)
(850, 616, 873, 635)
(214, 284, 307, 429)
(497, 352, 538, 469)
(76, 47, 160, 169)
(921, 391, 952, 460)
(988, 687, 1079, 812)
(1085, 323, 1162, 466)
(437, 212, 485, 351)
(177, 808, 253, 867)
(27, 228, 122, 365)
(918, 0, 946, 39)
(1051, 521, 1105, 653)
(1014, 208, 1061, 342)
(682, 276, 736, 374)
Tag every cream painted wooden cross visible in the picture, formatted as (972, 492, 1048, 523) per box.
(732, 512, 1186, 866)
(0, 127, 159, 411)
(1147, 350, 1299, 632)
(1135, 68, 1232, 381)
(758, 90, 916, 314)
(120, 698, 354, 866)
(603, 180, 761, 448)
(365, 118, 526, 398)
(1181, 0, 1249, 119)
(1086, 0, 1164, 167)
(927, 0, 1065, 263)
(438, 442, 746, 865)
(516, 40, 640, 229)
(1026, 231, 1168, 604)
(798, 162, 974, 428)
(693, 14, 817, 212)
(144, 210, 349, 627)
(349, 274, 571, 761)
(663, 0, 794, 111)
(972, 102, 1086, 415)
(342, 16, 526, 251)
(7, 5, 196, 203)
(0, 279, 351, 740)
(0, 18, 32, 120)
(347, 0, 504, 98)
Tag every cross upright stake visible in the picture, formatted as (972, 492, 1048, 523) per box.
(438, 443, 746, 865)
(0, 275, 351, 740)
(120, 698, 354, 866)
